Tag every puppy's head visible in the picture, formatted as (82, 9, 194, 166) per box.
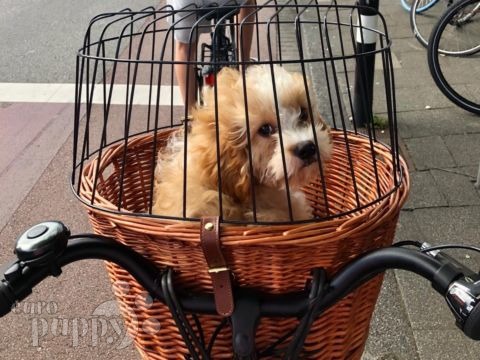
(191, 65, 332, 202)
(243, 65, 332, 189)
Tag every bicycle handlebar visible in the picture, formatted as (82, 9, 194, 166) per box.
(1, 222, 479, 346)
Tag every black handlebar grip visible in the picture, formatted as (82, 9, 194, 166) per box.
(464, 301, 480, 340)
(0, 281, 16, 317)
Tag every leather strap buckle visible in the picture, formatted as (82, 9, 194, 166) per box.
(208, 266, 229, 274)
(200, 216, 234, 316)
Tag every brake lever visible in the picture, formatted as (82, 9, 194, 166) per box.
(421, 242, 477, 278)
(421, 242, 480, 340)
(445, 275, 480, 340)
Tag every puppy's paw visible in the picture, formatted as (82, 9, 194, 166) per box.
(291, 192, 314, 220)
(293, 204, 314, 221)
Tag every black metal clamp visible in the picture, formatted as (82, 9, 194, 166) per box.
(230, 291, 261, 359)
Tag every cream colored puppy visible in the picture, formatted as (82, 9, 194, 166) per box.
(152, 65, 332, 222)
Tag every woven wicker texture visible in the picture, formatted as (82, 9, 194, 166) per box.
(79, 130, 409, 359)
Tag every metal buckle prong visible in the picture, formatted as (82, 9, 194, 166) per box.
(208, 266, 229, 274)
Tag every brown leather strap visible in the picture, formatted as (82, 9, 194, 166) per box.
(200, 216, 234, 316)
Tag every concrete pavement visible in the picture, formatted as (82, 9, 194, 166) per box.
(358, 2, 480, 359)
(0, 1, 479, 359)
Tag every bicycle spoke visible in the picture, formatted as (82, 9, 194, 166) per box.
(438, 9, 480, 54)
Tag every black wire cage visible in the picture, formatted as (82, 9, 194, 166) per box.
(71, 2, 410, 359)
(72, 1, 403, 225)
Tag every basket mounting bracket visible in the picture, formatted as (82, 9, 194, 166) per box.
(230, 292, 261, 359)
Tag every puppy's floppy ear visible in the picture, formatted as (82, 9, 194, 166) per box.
(190, 71, 251, 204)
(197, 67, 241, 112)
(198, 122, 251, 204)
(216, 67, 241, 89)
(191, 128, 251, 204)
(219, 138, 251, 203)
(215, 67, 251, 203)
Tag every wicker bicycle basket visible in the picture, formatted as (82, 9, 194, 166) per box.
(73, 3, 409, 359)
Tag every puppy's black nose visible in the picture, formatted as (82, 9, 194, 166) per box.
(294, 141, 317, 162)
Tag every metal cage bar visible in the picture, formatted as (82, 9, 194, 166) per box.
(72, 3, 402, 225)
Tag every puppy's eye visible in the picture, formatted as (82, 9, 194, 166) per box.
(258, 124, 275, 137)
(300, 107, 309, 122)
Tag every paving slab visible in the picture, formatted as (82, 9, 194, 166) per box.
(393, 51, 432, 73)
(363, 272, 420, 360)
(407, 207, 480, 270)
(375, 85, 455, 114)
(383, 23, 416, 40)
(394, 211, 425, 243)
(431, 168, 480, 206)
(395, 270, 458, 331)
(364, 212, 424, 360)
(413, 329, 480, 360)
(394, 207, 480, 357)
(452, 165, 480, 179)
(465, 84, 480, 101)
(396, 108, 480, 139)
(388, 38, 427, 54)
(443, 133, 480, 167)
(372, 73, 425, 94)
(403, 171, 447, 210)
(403, 136, 456, 171)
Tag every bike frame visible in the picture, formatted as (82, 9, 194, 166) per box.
(197, 7, 240, 105)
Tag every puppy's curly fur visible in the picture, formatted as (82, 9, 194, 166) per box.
(152, 65, 332, 221)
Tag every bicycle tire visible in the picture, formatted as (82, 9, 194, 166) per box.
(402, 0, 439, 13)
(428, 0, 480, 114)
(410, 0, 456, 52)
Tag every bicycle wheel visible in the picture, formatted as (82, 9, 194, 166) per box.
(410, 0, 453, 50)
(402, 0, 439, 13)
(428, 0, 480, 114)
(430, 0, 480, 55)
